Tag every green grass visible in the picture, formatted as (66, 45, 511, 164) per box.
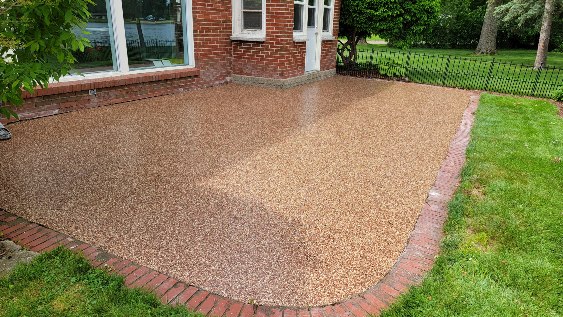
(357, 44, 563, 69)
(367, 35, 386, 42)
(0, 248, 200, 317)
(381, 94, 563, 316)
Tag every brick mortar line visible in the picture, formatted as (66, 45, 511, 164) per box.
(0, 92, 479, 317)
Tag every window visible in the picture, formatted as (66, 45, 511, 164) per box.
(122, 0, 186, 69)
(242, 0, 262, 30)
(72, 0, 117, 73)
(322, 0, 334, 33)
(307, 0, 316, 27)
(293, 0, 334, 41)
(70, 0, 194, 75)
(293, 1, 305, 32)
(232, 0, 266, 40)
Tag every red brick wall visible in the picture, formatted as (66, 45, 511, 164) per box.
(232, 0, 306, 79)
(232, 0, 340, 79)
(320, 40, 338, 71)
(6, 0, 340, 123)
(321, 0, 340, 71)
(3, 70, 220, 124)
(192, 0, 233, 83)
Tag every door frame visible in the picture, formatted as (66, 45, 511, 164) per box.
(305, 0, 324, 72)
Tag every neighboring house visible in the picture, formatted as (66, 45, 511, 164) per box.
(11, 0, 340, 122)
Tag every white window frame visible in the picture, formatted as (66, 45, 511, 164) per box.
(321, 0, 334, 39)
(231, 0, 266, 41)
(293, 0, 307, 42)
(293, 0, 334, 42)
(60, 0, 195, 82)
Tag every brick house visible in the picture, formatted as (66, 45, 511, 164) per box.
(11, 0, 341, 122)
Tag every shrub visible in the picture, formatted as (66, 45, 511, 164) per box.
(553, 88, 563, 101)
(0, 0, 91, 119)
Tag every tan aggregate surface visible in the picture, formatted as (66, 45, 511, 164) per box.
(0, 77, 470, 307)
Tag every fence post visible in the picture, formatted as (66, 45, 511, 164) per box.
(442, 57, 451, 86)
(531, 63, 543, 96)
(485, 58, 495, 91)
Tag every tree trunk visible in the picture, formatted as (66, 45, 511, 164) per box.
(136, 18, 146, 59)
(534, 0, 555, 69)
(135, 1, 146, 59)
(476, 0, 502, 55)
(337, 29, 359, 67)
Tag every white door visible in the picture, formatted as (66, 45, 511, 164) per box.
(305, 0, 320, 72)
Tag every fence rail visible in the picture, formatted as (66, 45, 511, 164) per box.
(337, 49, 563, 99)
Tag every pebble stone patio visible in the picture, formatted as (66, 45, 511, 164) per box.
(0, 77, 478, 316)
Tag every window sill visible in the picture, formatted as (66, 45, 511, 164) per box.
(22, 67, 200, 98)
(230, 35, 266, 42)
(293, 34, 336, 42)
(293, 34, 307, 42)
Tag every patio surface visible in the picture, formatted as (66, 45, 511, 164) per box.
(0, 77, 470, 307)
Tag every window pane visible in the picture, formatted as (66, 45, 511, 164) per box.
(307, 8, 315, 27)
(293, 4, 303, 31)
(308, 0, 316, 6)
(243, 11, 262, 30)
(243, 0, 262, 10)
(122, 0, 185, 69)
(324, 0, 330, 5)
(71, 0, 116, 73)
(323, 8, 331, 31)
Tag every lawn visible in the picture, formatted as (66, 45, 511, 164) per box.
(381, 94, 563, 316)
(0, 248, 198, 317)
(356, 44, 563, 69)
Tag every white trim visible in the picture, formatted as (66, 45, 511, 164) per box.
(315, 0, 323, 71)
(294, 0, 333, 42)
(321, 0, 335, 37)
(230, 35, 266, 42)
(61, 0, 196, 80)
(109, 0, 129, 72)
(232, 0, 266, 41)
(57, 65, 196, 83)
(185, 0, 195, 66)
(292, 0, 306, 39)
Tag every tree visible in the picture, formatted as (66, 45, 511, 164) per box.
(0, 0, 92, 120)
(535, 0, 556, 68)
(418, 0, 487, 49)
(338, 0, 440, 65)
(475, 0, 503, 54)
(496, 0, 562, 67)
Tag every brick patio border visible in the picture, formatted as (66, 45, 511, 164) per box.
(0, 93, 480, 317)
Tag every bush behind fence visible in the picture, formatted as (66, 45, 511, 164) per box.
(337, 49, 563, 99)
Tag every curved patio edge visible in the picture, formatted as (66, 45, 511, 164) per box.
(0, 92, 480, 317)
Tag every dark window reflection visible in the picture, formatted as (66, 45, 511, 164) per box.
(122, 0, 185, 69)
(323, 8, 330, 31)
(72, 0, 116, 73)
(307, 7, 315, 27)
(294, 4, 303, 31)
(242, 0, 262, 30)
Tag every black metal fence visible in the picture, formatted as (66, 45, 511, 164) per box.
(75, 39, 179, 64)
(337, 49, 563, 99)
